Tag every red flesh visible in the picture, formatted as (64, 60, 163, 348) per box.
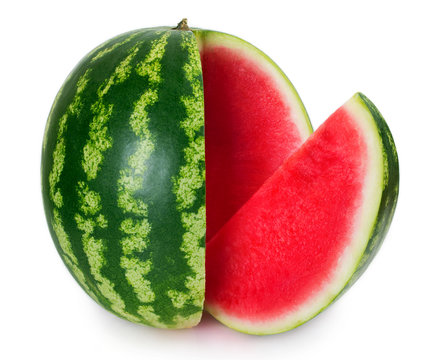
(205, 107, 367, 321)
(201, 44, 304, 241)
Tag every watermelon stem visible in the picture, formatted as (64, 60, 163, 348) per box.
(173, 18, 190, 31)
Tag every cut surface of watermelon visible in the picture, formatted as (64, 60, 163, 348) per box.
(205, 93, 398, 334)
(194, 30, 312, 241)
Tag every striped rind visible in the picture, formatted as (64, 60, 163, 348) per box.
(205, 93, 399, 335)
(41, 27, 205, 328)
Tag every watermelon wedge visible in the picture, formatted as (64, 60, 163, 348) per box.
(205, 93, 399, 334)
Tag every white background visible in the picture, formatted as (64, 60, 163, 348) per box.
(1, 0, 431, 359)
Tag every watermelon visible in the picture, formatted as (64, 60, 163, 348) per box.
(205, 93, 399, 334)
(41, 19, 311, 329)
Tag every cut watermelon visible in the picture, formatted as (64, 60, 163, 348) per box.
(205, 93, 399, 334)
(42, 19, 398, 333)
(194, 30, 312, 240)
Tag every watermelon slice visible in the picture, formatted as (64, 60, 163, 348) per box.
(194, 30, 312, 240)
(205, 93, 399, 334)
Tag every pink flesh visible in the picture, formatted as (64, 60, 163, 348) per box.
(205, 106, 367, 321)
(201, 44, 304, 241)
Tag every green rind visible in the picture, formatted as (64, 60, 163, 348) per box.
(335, 93, 399, 295)
(205, 93, 399, 335)
(42, 27, 205, 328)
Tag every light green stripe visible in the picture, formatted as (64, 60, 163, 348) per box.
(136, 33, 170, 79)
(77, 181, 102, 215)
(120, 218, 150, 254)
(43, 68, 90, 151)
(44, 95, 63, 151)
(82, 101, 113, 181)
(47, 70, 96, 300)
(120, 257, 154, 302)
(90, 32, 140, 63)
(169, 33, 205, 310)
(178, 207, 205, 306)
(74, 187, 140, 323)
(82, 45, 141, 181)
(172, 136, 205, 210)
(52, 209, 99, 303)
(137, 305, 166, 327)
(172, 33, 205, 211)
(48, 70, 91, 207)
(48, 115, 66, 208)
(116, 32, 170, 327)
